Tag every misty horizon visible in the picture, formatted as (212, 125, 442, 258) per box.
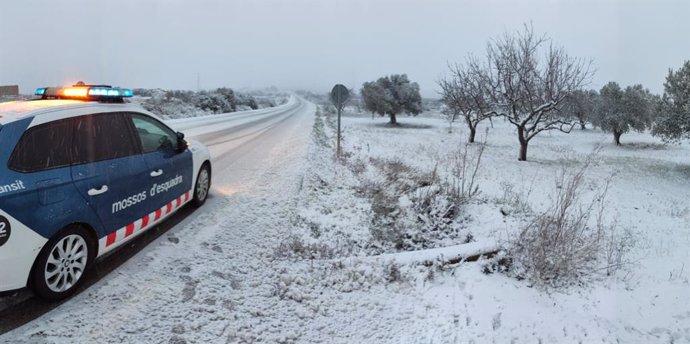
(1, 0, 689, 98)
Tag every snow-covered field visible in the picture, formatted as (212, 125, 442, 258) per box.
(2, 102, 689, 343)
(281, 109, 690, 343)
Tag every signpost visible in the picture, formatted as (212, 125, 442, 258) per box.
(330, 84, 350, 157)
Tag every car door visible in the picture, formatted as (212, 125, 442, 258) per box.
(2, 117, 101, 239)
(70, 113, 150, 236)
(126, 113, 193, 213)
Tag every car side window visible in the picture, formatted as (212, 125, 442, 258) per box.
(129, 113, 177, 153)
(72, 113, 138, 164)
(8, 118, 73, 172)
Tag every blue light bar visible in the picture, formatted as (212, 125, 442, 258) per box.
(87, 87, 133, 98)
(35, 88, 46, 96)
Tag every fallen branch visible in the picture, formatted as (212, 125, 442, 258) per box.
(343, 240, 501, 267)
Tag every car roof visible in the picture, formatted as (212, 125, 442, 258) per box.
(0, 100, 147, 126)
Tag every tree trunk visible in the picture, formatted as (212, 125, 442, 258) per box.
(465, 116, 476, 143)
(468, 126, 476, 143)
(613, 130, 622, 145)
(389, 113, 397, 125)
(577, 112, 586, 130)
(519, 142, 528, 161)
(518, 126, 528, 161)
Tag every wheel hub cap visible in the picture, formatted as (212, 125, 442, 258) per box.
(44, 234, 88, 293)
(197, 169, 209, 201)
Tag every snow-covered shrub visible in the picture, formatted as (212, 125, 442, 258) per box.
(236, 93, 259, 110)
(134, 89, 208, 119)
(275, 235, 336, 260)
(132, 87, 284, 119)
(311, 107, 330, 148)
(384, 261, 402, 282)
(194, 91, 234, 113)
(508, 163, 630, 287)
(406, 142, 484, 244)
(363, 155, 478, 252)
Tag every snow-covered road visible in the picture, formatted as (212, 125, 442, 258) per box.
(0, 96, 316, 342)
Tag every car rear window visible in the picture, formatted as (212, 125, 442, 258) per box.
(8, 119, 73, 172)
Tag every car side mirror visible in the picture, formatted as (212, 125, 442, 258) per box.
(176, 132, 187, 152)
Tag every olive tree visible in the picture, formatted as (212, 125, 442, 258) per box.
(477, 25, 593, 161)
(653, 61, 690, 142)
(360, 74, 422, 125)
(561, 89, 598, 130)
(592, 82, 656, 145)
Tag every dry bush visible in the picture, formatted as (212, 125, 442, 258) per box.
(509, 161, 631, 287)
(363, 143, 484, 252)
(497, 181, 533, 216)
(347, 158, 367, 176)
(413, 139, 485, 235)
(602, 221, 635, 277)
(448, 137, 486, 201)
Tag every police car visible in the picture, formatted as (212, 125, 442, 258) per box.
(0, 83, 211, 300)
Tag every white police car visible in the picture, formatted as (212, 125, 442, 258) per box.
(0, 83, 211, 300)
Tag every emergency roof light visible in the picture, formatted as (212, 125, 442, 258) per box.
(35, 82, 133, 102)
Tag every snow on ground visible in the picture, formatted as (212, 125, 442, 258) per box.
(3, 103, 690, 343)
(280, 109, 690, 343)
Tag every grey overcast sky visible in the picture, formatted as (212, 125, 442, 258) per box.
(1, 0, 688, 97)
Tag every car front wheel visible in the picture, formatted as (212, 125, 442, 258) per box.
(192, 163, 211, 207)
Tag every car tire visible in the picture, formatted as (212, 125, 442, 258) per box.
(29, 225, 94, 301)
(192, 163, 211, 207)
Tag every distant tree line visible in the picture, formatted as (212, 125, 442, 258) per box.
(133, 88, 284, 119)
(429, 24, 690, 160)
(332, 23, 690, 161)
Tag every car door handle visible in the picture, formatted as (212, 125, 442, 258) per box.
(150, 169, 164, 177)
(87, 185, 109, 196)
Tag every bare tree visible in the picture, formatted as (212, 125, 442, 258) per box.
(438, 62, 492, 142)
(478, 25, 593, 161)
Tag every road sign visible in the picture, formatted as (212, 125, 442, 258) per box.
(330, 84, 350, 111)
(330, 84, 350, 157)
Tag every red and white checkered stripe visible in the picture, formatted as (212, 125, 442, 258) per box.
(98, 190, 192, 256)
